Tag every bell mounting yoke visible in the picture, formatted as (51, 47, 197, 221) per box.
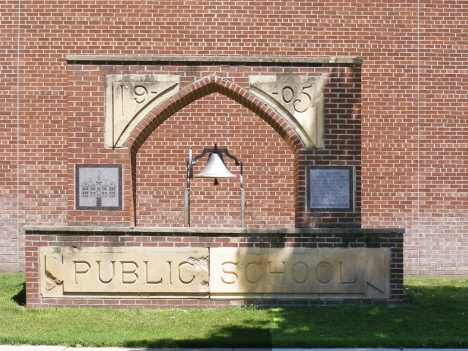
(184, 145, 245, 227)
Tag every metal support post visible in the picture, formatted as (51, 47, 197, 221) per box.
(241, 188, 245, 228)
(240, 162, 245, 227)
(184, 187, 190, 227)
(184, 151, 192, 227)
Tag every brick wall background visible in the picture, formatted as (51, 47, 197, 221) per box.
(137, 92, 297, 229)
(0, 2, 20, 272)
(65, 62, 361, 229)
(1, 1, 468, 276)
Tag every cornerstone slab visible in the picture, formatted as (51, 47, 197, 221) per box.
(40, 247, 209, 298)
(210, 248, 390, 299)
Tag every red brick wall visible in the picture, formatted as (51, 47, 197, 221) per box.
(361, 2, 468, 276)
(0, 2, 19, 272)
(136, 93, 296, 228)
(1, 1, 467, 276)
(65, 62, 361, 229)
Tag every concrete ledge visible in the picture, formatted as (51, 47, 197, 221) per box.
(23, 225, 404, 235)
(65, 55, 363, 65)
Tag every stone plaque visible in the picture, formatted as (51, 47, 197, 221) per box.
(40, 247, 209, 298)
(75, 164, 122, 210)
(249, 75, 324, 148)
(308, 166, 354, 211)
(105, 74, 180, 148)
(40, 246, 389, 300)
(210, 248, 389, 299)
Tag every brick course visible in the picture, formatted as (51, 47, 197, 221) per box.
(1, 1, 467, 276)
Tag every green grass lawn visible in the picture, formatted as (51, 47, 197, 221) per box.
(0, 273, 467, 348)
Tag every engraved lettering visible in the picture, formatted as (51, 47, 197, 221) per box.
(42, 248, 210, 297)
(249, 75, 325, 148)
(292, 262, 309, 284)
(294, 85, 312, 113)
(121, 261, 138, 284)
(316, 261, 332, 284)
(120, 84, 125, 116)
(178, 261, 195, 284)
(268, 261, 286, 285)
(167, 261, 173, 285)
(106, 75, 180, 148)
(133, 85, 148, 104)
(309, 167, 352, 210)
(245, 261, 262, 284)
(144, 261, 162, 285)
(221, 261, 238, 284)
(39, 247, 390, 299)
(339, 261, 357, 285)
(73, 261, 91, 285)
(282, 86, 294, 103)
(97, 260, 115, 284)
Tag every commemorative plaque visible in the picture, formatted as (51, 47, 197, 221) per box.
(307, 166, 354, 211)
(75, 164, 122, 210)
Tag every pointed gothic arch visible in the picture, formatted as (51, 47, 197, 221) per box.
(126, 74, 304, 155)
(126, 74, 303, 226)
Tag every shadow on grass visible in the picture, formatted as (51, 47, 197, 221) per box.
(118, 285, 467, 349)
(12, 282, 26, 306)
(3, 273, 467, 349)
(265, 284, 468, 348)
(122, 324, 272, 348)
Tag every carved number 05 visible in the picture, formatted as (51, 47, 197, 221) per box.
(280, 85, 312, 113)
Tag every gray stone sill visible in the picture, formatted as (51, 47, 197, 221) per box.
(66, 55, 363, 65)
(24, 225, 404, 235)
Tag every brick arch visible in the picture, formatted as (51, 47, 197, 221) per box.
(126, 74, 302, 227)
(126, 74, 303, 155)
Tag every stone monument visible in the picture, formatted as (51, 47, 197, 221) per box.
(24, 56, 404, 309)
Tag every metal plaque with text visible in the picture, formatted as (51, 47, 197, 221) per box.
(308, 166, 354, 211)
